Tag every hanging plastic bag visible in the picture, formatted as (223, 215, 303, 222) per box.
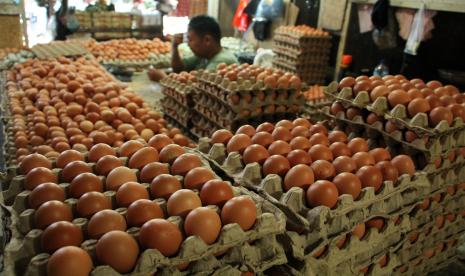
(404, 5, 425, 55)
(232, 0, 251, 32)
(255, 0, 284, 20)
(45, 16, 57, 42)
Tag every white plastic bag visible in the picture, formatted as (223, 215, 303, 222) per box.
(253, 48, 274, 68)
(45, 16, 57, 41)
(404, 5, 425, 55)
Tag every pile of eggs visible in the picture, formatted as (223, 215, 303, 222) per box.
(336, 75, 465, 128)
(215, 63, 302, 90)
(275, 25, 330, 37)
(81, 38, 171, 61)
(208, 118, 416, 209)
(5, 56, 191, 163)
(19, 137, 259, 274)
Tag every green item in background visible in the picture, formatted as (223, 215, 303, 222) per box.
(182, 48, 238, 71)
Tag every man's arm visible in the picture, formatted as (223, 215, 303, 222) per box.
(59, 0, 68, 16)
(171, 34, 184, 73)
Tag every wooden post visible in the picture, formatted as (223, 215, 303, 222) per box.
(333, 0, 352, 81)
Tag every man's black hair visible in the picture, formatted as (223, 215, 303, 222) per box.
(188, 15, 222, 43)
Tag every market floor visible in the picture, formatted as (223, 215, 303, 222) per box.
(127, 71, 164, 112)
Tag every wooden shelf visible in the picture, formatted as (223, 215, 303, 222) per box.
(352, 0, 465, 13)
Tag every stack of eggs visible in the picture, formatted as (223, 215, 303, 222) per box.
(324, 75, 465, 274)
(197, 118, 429, 274)
(159, 71, 197, 131)
(4, 138, 286, 275)
(2, 56, 190, 166)
(190, 63, 304, 137)
(272, 25, 331, 85)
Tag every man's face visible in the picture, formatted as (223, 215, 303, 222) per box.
(187, 29, 209, 58)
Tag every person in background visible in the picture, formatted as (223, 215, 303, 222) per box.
(55, 0, 72, 40)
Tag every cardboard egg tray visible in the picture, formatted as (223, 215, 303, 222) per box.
(324, 108, 465, 162)
(31, 42, 89, 59)
(161, 97, 191, 128)
(324, 82, 465, 137)
(196, 138, 430, 239)
(272, 33, 331, 48)
(272, 43, 331, 58)
(272, 57, 329, 71)
(160, 77, 195, 107)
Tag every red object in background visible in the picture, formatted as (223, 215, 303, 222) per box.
(342, 55, 353, 66)
(173, 0, 189, 17)
(233, 0, 251, 32)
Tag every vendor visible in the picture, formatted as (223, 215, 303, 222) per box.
(171, 15, 238, 72)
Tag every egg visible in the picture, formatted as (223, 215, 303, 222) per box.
(236, 125, 256, 137)
(333, 172, 362, 199)
(262, 155, 291, 176)
(293, 118, 311, 128)
(370, 85, 389, 101)
(221, 196, 257, 230)
(374, 161, 399, 183)
(128, 147, 159, 169)
(76, 191, 111, 218)
(252, 131, 274, 147)
(356, 165, 383, 192)
(96, 230, 139, 274)
(159, 144, 186, 164)
(24, 167, 58, 190)
(184, 207, 222, 245)
(211, 129, 233, 144)
(271, 126, 292, 142)
(309, 144, 334, 162)
(429, 106, 453, 127)
(35, 200, 73, 229)
(148, 134, 173, 151)
(283, 164, 314, 191)
(348, 138, 368, 155)
(95, 155, 123, 176)
(184, 167, 216, 190)
(330, 102, 344, 115)
(388, 89, 411, 108)
(330, 142, 351, 158)
(391, 155, 415, 176)
(199, 180, 234, 206)
(106, 166, 138, 191)
(369, 148, 391, 162)
(42, 221, 83, 253)
(291, 126, 310, 138)
(151, 174, 182, 199)
(61, 161, 92, 182)
(366, 217, 385, 231)
(126, 199, 164, 227)
(47, 246, 93, 276)
(333, 156, 357, 173)
(328, 131, 348, 143)
(139, 218, 183, 256)
(339, 77, 356, 89)
(28, 183, 65, 209)
(116, 182, 149, 207)
(88, 143, 116, 162)
(286, 149, 312, 166)
(20, 153, 52, 174)
(167, 189, 202, 217)
(268, 140, 292, 156)
(256, 122, 274, 133)
(171, 153, 203, 176)
(118, 140, 144, 157)
(306, 180, 339, 208)
(352, 223, 366, 239)
(87, 209, 127, 239)
(138, 162, 169, 183)
(352, 152, 376, 169)
(69, 172, 103, 198)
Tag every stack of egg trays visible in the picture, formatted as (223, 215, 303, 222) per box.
(196, 137, 431, 254)
(324, 82, 465, 160)
(2, 150, 287, 275)
(0, 74, 19, 169)
(159, 77, 195, 129)
(391, 188, 465, 275)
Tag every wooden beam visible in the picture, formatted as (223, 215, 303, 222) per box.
(334, 0, 352, 81)
(352, 0, 465, 13)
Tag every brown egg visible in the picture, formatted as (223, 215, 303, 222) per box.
(366, 217, 384, 231)
(24, 167, 58, 190)
(76, 191, 111, 218)
(308, 133, 329, 147)
(348, 138, 368, 155)
(167, 189, 202, 217)
(407, 98, 431, 118)
(287, 149, 312, 166)
(268, 140, 292, 156)
(138, 162, 168, 183)
(370, 85, 389, 101)
(151, 174, 182, 199)
(429, 106, 454, 127)
(352, 223, 366, 239)
(352, 152, 375, 169)
(28, 183, 65, 209)
(95, 155, 123, 176)
(328, 131, 348, 143)
(236, 125, 256, 137)
(276, 120, 294, 130)
(290, 136, 312, 151)
(388, 89, 411, 108)
(185, 207, 222, 245)
(35, 200, 73, 230)
(339, 77, 356, 89)
(159, 144, 186, 164)
(42, 221, 83, 253)
(356, 166, 383, 192)
(448, 104, 465, 122)
(69, 172, 103, 198)
(330, 102, 344, 115)
(291, 126, 310, 138)
(20, 153, 52, 174)
(226, 134, 252, 154)
(126, 199, 164, 227)
(262, 155, 291, 176)
(333, 172, 361, 199)
(309, 144, 334, 162)
(47, 246, 93, 276)
(115, 182, 149, 207)
(311, 160, 336, 180)
(252, 131, 274, 147)
(61, 161, 92, 182)
(333, 156, 357, 173)
(148, 134, 173, 151)
(293, 118, 312, 129)
(210, 129, 233, 144)
(309, 123, 328, 136)
(139, 219, 183, 256)
(88, 143, 116, 162)
(330, 142, 351, 158)
(87, 209, 127, 239)
(283, 164, 314, 191)
(200, 180, 234, 207)
(184, 167, 216, 190)
(391, 155, 415, 176)
(106, 166, 138, 191)
(353, 80, 372, 94)
(128, 147, 159, 169)
(221, 196, 257, 230)
(306, 180, 339, 208)
(435, 215, 445, 229)
(118, 140, 144, 158)
(241, 144, 270, 165)
(369, 148, 391, 162)
(171, 153, 202, 176)
(375, 161, 399, 182)
(96, 231, 139, 274)
(55, 150, 84, 169)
